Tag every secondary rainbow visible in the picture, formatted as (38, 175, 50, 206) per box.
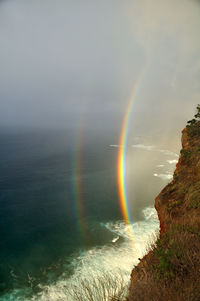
(72, 123, 89, 245)
(118, 68, 146, 225)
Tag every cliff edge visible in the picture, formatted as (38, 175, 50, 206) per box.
(128, 117, 200, 301)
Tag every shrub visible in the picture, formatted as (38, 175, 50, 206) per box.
(186, 105, 200, 137)
(67, 273, 128, 301)
(186, 183, 200, 209)
(180, 149, 191, 160)
(166, 200, 182, 212)
(150, 234, 177, 280)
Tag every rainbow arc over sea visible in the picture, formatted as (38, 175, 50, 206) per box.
(72, 67, 146, 248)
(117, 67, 146, 240)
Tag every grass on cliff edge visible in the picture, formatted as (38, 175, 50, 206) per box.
(128, 221, 200, 301)
(66, 272, 128, 301)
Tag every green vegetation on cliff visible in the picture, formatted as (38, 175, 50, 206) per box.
(128, 106, 200, 301)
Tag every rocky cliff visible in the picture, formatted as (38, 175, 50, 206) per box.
(128, 119, 200, 301)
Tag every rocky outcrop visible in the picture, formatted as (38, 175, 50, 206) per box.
(128, 121, 200, 301)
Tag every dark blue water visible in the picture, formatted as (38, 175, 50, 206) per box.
(0, 128, 177, 300)
(0, 128, 122, 298)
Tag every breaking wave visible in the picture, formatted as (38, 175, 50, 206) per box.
(32, 207, 159, 301)
(3, 208, 159, 301)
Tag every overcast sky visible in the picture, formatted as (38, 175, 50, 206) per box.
(0, 0, 200, 134)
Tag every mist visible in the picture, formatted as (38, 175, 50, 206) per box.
(0, 0, 200, 137)
(1, 2, 200, 298)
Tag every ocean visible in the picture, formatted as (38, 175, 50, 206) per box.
(0, 128, 178, 300)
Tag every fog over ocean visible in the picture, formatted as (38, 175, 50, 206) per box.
(0, 0, 200, 299)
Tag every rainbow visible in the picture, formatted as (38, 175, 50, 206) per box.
(118, 68, 146, 226)
(72, 124, 89, 245)
(72, 68, 146, 246)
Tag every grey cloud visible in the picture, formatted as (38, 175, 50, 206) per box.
(0, 0, 199, 132)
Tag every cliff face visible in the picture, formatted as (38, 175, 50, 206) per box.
(128, 121, 200, 301)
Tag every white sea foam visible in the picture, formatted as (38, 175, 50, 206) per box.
(131, 144, 155, 151)
(109, 144, 120, 148)
(28, 207, 159, 301)
(159, 149, 179, 157)
(156, 164, 165, 167)
(167, 159, 178, 164)
(110, 143, 179, 161)
(131, 144, 179, 158)
(112, 236, 119, 243)
(3, 208, 159, 301)
(153, 173, 173, 180)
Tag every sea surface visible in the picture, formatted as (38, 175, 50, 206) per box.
(0, 128, 178, 300)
